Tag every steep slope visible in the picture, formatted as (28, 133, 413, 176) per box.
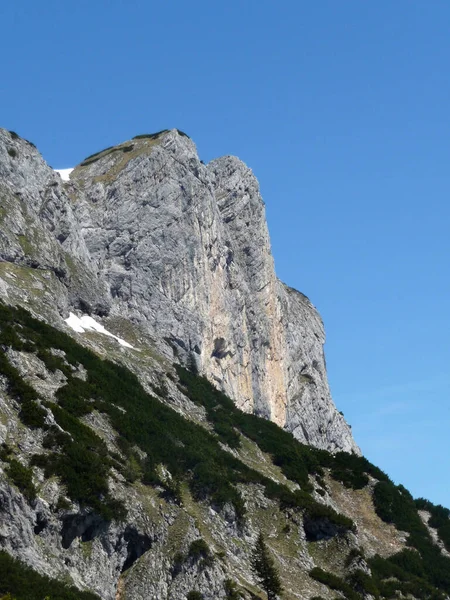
(0, 129, 109, 316)
(47, 127, 354, 453)
(8, 127, 450, 600)
(0, 121, 449, 598)
(0, 303, 450, 600)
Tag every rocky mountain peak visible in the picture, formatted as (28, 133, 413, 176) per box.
(2, 127, 450, 600)
(0, 126, 357, 454)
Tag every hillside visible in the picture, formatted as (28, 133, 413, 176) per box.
(0, 128, 449, 600)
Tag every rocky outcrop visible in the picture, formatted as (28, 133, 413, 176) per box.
(2, 127, 450, 600)
(0, 127, 358, 454)
(0, 128, 109, 315)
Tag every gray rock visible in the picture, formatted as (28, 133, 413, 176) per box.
(0, 126, 358, 454)
(0, 128, 110, 316)
(70, 129, 358, 454)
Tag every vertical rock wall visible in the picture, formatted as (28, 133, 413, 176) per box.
(69, 130, 358, 454)
(0, 127, 358, 453)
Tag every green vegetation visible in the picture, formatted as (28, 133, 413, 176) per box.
(8, 131, 19, 140)
(310, 561, 382, 600)
(0, 303, 354, 531)
(0, 303, 123, 519)
(32, 406, 125, 521)
(176, 366, 360, 528)
(370, 481, 450, 596)
(369, 553, 445, 600)
(171, 539, 213, 575)
(186, 592, 203, 600)
(7, 148, 17, 158)
(251, 533, 282, 599)
(176, 366, 388, 492)
(80, 145, 114, 163)
(3, 303, 450, 599)
(373, 482, 425, 534)
(224, 579, 242, 599)
(171, 551, 185, 576)
(17, 234, 34, 256)
(0, 443, 36, 501)
(347, 569, 380, 598)
(415, 497, 450, 552)
(309, 567, 361, 600)
(6, 458, 36, 502)
(188, 538, 211, 561)
(132, 130, 169, 140)
(79, 143, 135, 167)
(0, 551, 100, 600)
(344, 548, 365, 568)
(187, 538, 214, 568)
(0, 325, 46, 429)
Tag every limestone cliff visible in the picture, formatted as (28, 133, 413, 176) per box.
(2, 128, 450, 600)
(0, 127, 357, 453)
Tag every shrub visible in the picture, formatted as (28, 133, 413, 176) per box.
(309, 567, 360, 600)
(19, 400, 46, 429)
(0, 443, 12, 462)
(79, 142, 133, 166)
(373, 481, 426, 537)
(7, 148, 17, 158)
(171, 551, 185, 577)
(345, 548, 365, 567)
(224, 579, 242, 599)
(347, 569, 379, 598)
(80, 145, 114, 164)
(188, 538, 211, 562)
(0, 550, 100, 599)
(369, 553, 447, 600)
(132, 130, 168, 140)
(186, 592, 203, 600)
(2, 303, 450, 599)
(416, 497, 450, 552)
(6, 459, 36, 502)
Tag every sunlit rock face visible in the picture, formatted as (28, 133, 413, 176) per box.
(0, 127, 358, 454)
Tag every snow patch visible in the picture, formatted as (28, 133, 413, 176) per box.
(64, 312, 136, 349)
(55, 168, 74, 181)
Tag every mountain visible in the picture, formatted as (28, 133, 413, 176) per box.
(0, 127, 449, 600)
(0, 127, 357, 454)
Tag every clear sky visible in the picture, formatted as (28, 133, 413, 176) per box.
(1, 1, 449, 506)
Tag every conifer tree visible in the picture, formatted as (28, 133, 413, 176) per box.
(251, 532, 282, 599)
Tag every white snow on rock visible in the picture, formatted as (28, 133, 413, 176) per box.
(64, 312, 136, 349)
(55, 168, 74, 181)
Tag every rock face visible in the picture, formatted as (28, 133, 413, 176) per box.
(0, 129, 110, 316)
(0, 127, 357, 454)
(2, 127, 450, 600)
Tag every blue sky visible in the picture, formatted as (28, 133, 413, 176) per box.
(1, 1, 449, 506)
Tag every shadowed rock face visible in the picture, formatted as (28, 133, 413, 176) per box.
(0, 127, 358, 454)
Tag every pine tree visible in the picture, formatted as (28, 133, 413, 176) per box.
(251, 532, 282, 599)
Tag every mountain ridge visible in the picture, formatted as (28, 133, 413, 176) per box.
(0, 126, 357, 454)
(1, 127, 449, 600)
